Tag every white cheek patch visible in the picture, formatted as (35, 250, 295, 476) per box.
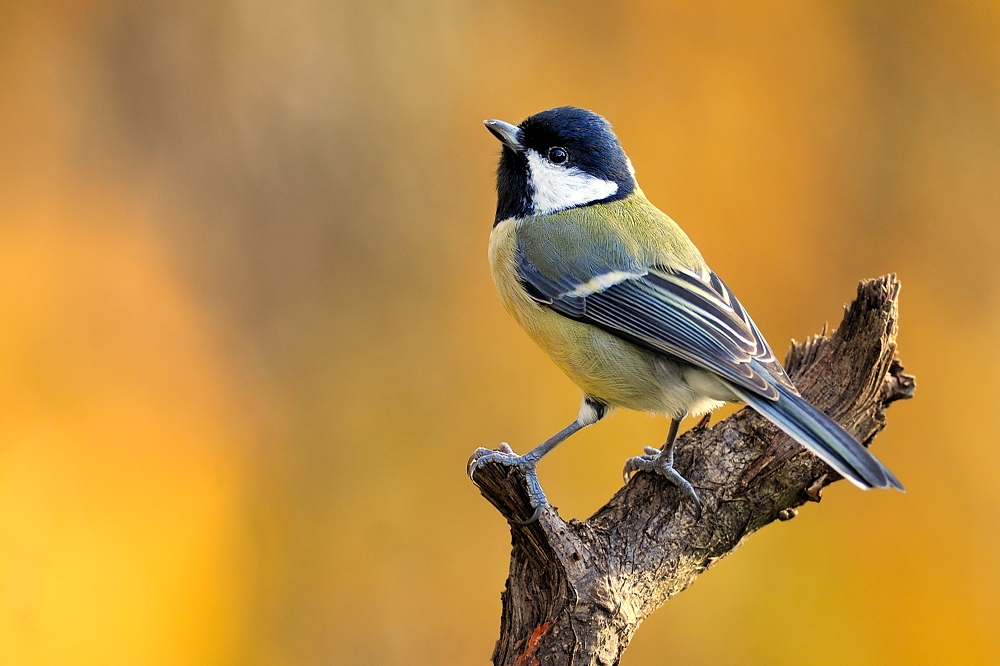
(526, 150, 619, 215)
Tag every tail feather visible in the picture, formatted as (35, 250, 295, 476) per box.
(730, 382, 904, 491)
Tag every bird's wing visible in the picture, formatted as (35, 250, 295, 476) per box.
(513, 213, 903, 491)
(516, 242, 795, 401)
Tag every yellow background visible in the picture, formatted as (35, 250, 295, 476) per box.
(1, 1, 998, 664)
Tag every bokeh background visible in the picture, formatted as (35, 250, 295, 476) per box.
(1, 1, 999, 664)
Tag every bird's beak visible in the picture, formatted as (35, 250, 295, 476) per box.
(483, 119, 523, 151)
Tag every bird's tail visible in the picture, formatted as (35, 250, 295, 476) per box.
(730, 381, 904, 491)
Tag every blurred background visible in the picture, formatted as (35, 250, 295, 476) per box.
(1, 1, 998, 664)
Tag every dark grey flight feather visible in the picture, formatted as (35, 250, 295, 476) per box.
(730, 378, 904, 490)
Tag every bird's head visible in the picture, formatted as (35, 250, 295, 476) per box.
(484, 106, 636, 225)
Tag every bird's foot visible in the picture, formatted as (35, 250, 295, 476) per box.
(467, 443, 548, 524)
(623, 446, 703, 518)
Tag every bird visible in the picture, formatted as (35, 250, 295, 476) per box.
(468, 106, 903, 524)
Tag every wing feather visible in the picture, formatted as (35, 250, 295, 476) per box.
(517, 247, 795, 400)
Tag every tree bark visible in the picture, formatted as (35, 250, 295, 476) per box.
(469, 274, 915, 666)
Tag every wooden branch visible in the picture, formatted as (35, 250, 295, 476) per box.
(470, 275, 914, 666)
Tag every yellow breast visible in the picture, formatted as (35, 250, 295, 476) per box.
(489, 218, 671, 412)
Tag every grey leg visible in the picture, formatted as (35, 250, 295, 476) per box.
(468, 397, 608, 524)
(623, 413, 702, 517)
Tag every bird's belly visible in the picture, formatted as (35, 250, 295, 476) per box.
(521, 306, 733, 415)
(524, 307, 674, 409)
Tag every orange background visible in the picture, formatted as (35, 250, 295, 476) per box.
(1, 2, 998, 664)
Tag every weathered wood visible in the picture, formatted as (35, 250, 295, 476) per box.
(470, 275, 913, 666)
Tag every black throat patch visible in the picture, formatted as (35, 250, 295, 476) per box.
(494, 146, 532, 225)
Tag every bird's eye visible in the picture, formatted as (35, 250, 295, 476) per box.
(548, 147, 568, 164)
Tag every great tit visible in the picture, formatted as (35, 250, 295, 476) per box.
(468, 106, 903, 524)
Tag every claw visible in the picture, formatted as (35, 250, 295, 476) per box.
(468, 446, 502, 479)
(622, 453, 653, 484)
(622, 447, 702, 517)
(659, 464, 702, 515)
(622, 460, 633, 484)
(467, 450, 483, 479)
(515, 505, 545, 525)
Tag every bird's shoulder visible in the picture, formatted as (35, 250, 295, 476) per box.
(512, 192, 708, 279)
